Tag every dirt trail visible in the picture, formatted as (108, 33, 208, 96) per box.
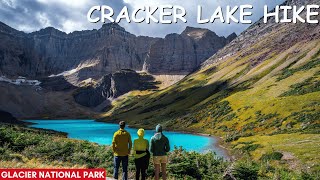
(281, 151, 300, 169)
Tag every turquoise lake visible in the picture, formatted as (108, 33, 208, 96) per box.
(25, 120, 228, 158)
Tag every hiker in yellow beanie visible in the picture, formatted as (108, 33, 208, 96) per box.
(133, 128, 150, 180)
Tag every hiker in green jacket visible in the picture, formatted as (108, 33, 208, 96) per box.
(150, 124, 170, 180)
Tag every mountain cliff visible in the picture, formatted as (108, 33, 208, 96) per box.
(0, 22, 158, 80)
(144, 27, 234, 74)
(0, 22, 235, 82)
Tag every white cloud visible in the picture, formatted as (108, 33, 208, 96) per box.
(17, 24, 37, 32)
(2, 0, 16, 8)
(62, 20, 85, 33)
(37, 12, 51, 27)
(0, 0, 286, 37)
(36, 0, 90, 9)
(112, 0, 286, 37)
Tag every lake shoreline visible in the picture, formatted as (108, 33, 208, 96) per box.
(97, 120, 232, 159)
(23, 119, 231, 159)
(94, 119, 234, 161)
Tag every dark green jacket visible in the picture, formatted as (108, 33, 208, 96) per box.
(150, 133, 170, 156)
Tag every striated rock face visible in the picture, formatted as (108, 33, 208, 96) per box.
(144, 27, 236, 74)
(202, 0, 320, 68)
(74, 69, 159, 109)
(0, 22, 159, 79)
(0, 22, 235, 80)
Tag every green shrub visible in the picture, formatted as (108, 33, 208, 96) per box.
(277, 58, 320, 81)
(232, 161, 259, 180)
(290, 111, 320, 123)
(300, 171, 317, 180)
(260, 152, 283, 161)
(240, 144, 261, 152)
(274, 168, 298, 180)
(168, 147, 228, 179)
(209, 101, 233, 120)
(225, 132, 241, 142)
(242, 122, 256, 132)
(255, 112, 279, 123)
(0, 144, 14, 161)
(218, 125, 229, 131)
(280, 77, 320, 97)
(8, 153, 24, 162)
(225, 113, 237, 121)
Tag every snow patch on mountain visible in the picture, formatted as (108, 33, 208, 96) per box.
(0, 76, 41, 86)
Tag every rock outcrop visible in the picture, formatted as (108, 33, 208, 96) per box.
(0, 110, 23, 124)
(40, 76, 77, 91)
(0, 82, 97, 119)
(144, 27, 236, 74)
(74, 69, 159, 109)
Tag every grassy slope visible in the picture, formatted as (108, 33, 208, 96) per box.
(101, 17, 320, 171)
(232, 133, 320, 169)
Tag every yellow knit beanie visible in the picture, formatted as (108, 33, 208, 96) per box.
(137, 128, 144, 137)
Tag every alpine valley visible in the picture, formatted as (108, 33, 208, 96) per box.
(0, 20, 235, 117)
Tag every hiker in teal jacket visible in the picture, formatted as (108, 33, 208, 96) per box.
(150, 124, 170, 180)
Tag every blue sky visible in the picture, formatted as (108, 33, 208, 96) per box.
(0, 0, 285, 37)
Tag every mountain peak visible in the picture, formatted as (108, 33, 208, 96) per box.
(181, 26, 216, 40)
(101, 22, 125, 31)
(32, 26, 66, 36)
(226, 32, 237, 42)
(0, 21, 22, 34)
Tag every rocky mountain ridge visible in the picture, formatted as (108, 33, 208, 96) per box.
(0, 22, 236, 81)
(0, 22, 158, 80)
(144, 26, 236, 74)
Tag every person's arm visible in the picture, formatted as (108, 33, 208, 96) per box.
(133, 140, 136, 156)
(149, 137, 154, 154)
(128, 133, 132, 154)
(165, 137, 170, 152)
(146, 140, 149, 151)
(133, 140, 136, 151)
(112, 132, 117, 152)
